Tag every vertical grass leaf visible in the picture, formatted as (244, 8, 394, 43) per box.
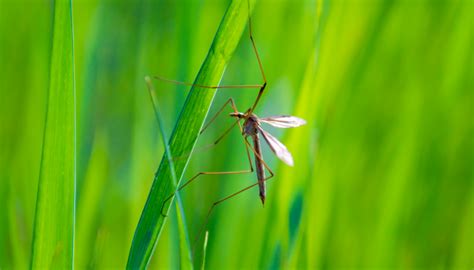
(127, 0, 256, 268)
(146, 77, 193, 269)
(175, 195, 193, 270)
(30, 0, 76, 268)
(200, 231, 209, 270)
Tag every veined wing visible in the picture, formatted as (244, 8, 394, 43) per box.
(258, 127, 294, 166)
(260, 115, 306, 128)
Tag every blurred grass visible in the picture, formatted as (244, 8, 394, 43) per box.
(30, 0, 76, 268)
(0, 1, 51, 268)
(1, 0, 472, 269)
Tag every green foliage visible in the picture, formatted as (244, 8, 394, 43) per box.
(1, 0, 472, 269)
(30, 0, 76, 268)
(127, 1, 255, 268)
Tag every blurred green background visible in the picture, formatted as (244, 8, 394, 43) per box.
(0, 0, 472, 269)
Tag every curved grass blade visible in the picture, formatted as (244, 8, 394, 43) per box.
(30, 0, 76, 268)
(127, 0, 256, 268)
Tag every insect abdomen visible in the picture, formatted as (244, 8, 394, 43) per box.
(252, 133, 266, 205)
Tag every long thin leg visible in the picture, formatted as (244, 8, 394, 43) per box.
(167, 117, 241, 162)
(247, 0, 266, 84)
(147, 78, 238, 164)
(191, 136, 275, 253)
(152, 75, 262, 90)
(152, 0, 268, 113)
(166, 98, 241, 162)
(200, 97, 239, 135)
(160, 123, 254, 216)
(183, 119, 253, 193)
(192, 167, 274, 254)
(147, 77, 250, 218)
(246, 0, 268, 113)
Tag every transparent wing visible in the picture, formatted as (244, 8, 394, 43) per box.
(259, 127, 294, 166)
(260, 115, 306, 128)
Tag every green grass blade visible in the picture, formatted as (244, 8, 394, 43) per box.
(146, 77, 193, 269)
(175, 196, 193, 270)
(200, 231, 209, 270)
(30, 0, 76, 268)
(127, 0, 256, 268)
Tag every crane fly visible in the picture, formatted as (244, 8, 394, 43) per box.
(230, 111, 306, 204)
(145, 0, 307, 253)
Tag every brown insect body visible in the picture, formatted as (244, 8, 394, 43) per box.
(230, 112, 306, 204)
(242, 114, 266, 205)
(252, 133, 266, 204)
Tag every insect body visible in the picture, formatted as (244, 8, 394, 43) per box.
(231, 111, 306, 204)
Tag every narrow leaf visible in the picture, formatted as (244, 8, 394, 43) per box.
(146, 77, 193, 269)
(175, 196, 193, 270)
(30, 0, 76, 268)
(200, 231, 209, 270)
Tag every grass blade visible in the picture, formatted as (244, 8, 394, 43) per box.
(146, 77, 193, 269)
(175, 195, 193, 269)
(200, 231, 209, 270)
(127, 0, 256, 268)
(30, 0, 76, 268)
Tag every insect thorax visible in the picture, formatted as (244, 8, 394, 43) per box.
(243, 115, 259, 136)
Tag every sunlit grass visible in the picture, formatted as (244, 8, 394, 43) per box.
(30, 0, 76, 268)
(0, 0, 472, 269)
